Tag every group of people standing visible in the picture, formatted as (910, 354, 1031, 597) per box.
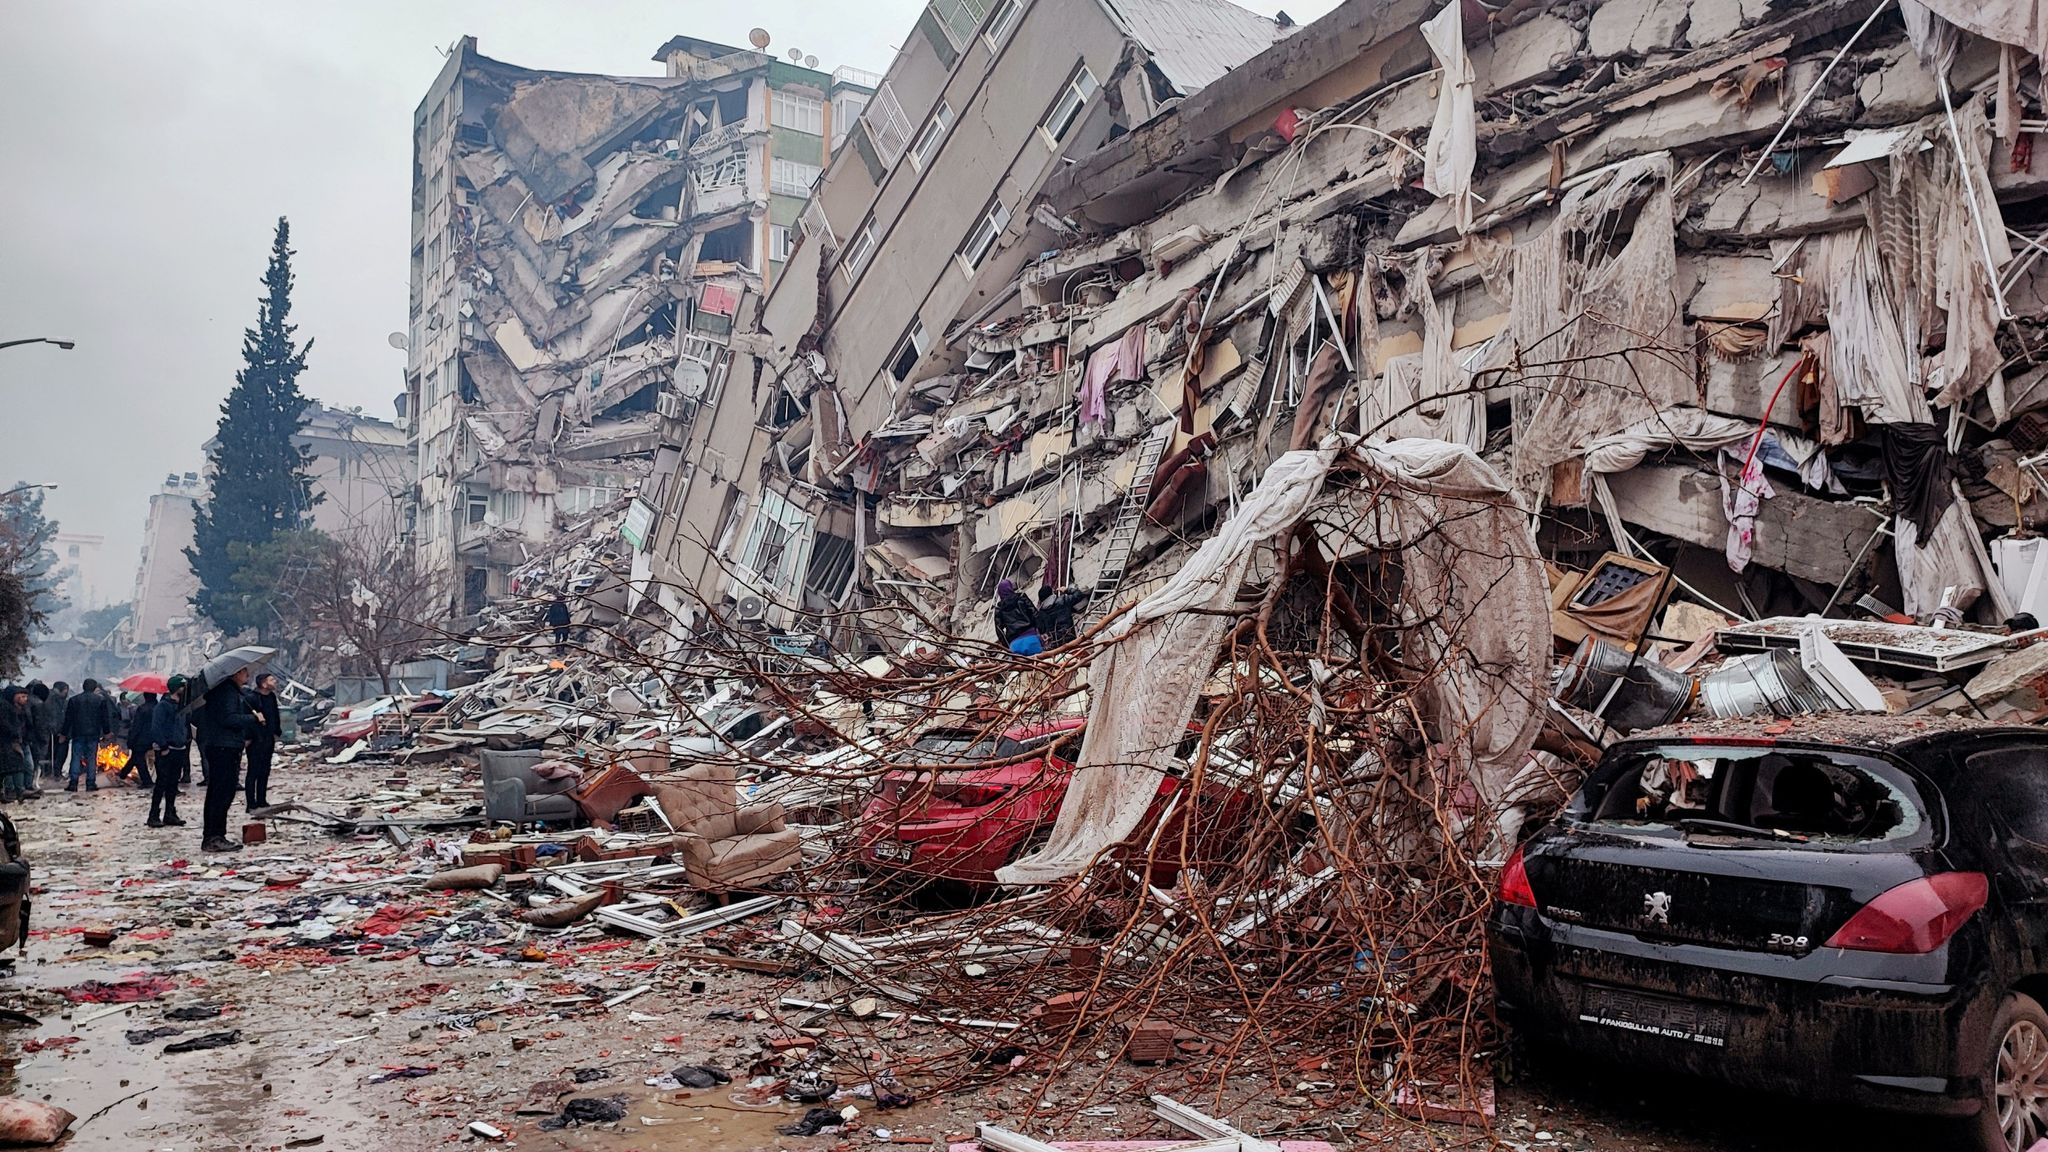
(993, 580, 1090, 656)
(0, 670, 281, 854)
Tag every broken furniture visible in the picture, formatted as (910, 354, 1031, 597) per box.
(652, 764, 802, 892)
(480, 750, 581, 828)
(569, 763, 655, 825)
(1550, 552, 1673, 651)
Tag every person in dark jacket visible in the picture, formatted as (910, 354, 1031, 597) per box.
(194, 669, 260, 851)
(1036, 585, 1091, 649)
(147, 678, 190, 829)
(22, 683, 47, 781)
(38, 683, 68, 783)
(60, 679, 117, 793)
(0, 687, 30, 803)
(993, 579, 1043, 656)
(544, 597, 572, 651)
(243, 673, 281, 811)
(125, 693, 157, 788)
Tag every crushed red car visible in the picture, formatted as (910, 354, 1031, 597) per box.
(854, 717, 1262, 889)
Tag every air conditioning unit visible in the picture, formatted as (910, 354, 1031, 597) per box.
(735, 595, 768, 622)
(655, 390, 684, 420)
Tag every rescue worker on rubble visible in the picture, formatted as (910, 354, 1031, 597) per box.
(194, 668, 261, 852)
(544, 596, 572, 652)
(147, 677, 190, 829)
(243, 673, 280, 812)
(993, 579, 1043, 656)
(1036, 584, 1090, 649)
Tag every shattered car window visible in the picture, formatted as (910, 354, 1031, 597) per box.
(1584, 745, 1923, 845)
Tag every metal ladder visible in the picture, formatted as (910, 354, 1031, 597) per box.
(1081, 421, 1173, 627)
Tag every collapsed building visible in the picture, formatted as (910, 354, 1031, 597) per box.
(406, 35, 876, 614)
(639, 0, 1291, 631)
(632, 0, 2048, 660)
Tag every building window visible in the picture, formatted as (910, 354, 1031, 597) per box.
(493, 490, 524, 522)
(770, 157, 822, 198)
(889, 320, 928, 382)
(769, 224, 796, 262)
(696, 152, 747, 190)
(465, 492, 488, 526)
(864, 83, 914, 166)
(771, 89, 825, 135)
(984, 0, 1022, 48)
(931, 0, 992, 48)
(740, 489, 815, 598)
(831, 91, 869, 150)
(842, 221, 877, 282)
(957, 199, 1011, 273)
(908, 101, 953, 170)
(1040, 64, 1098, 145)
(714, 489, 750, 558)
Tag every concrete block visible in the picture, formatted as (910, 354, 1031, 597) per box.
(1472, 13, 1581, 93)
(1589, 0, 1690, 58)
(1687, 0, 1772, 48)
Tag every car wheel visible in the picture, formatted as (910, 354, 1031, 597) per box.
(1969, 992, 2048, 1152)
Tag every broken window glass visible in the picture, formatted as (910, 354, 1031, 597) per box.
(1584, 745, 1925, 846)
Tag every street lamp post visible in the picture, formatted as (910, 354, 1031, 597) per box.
(0, 338, 76, 353)
(0, 484, 56, 501)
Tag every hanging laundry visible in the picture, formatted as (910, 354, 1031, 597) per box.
(1720, 449, 1774, 573)
(1419, 0, 1477, 232)
(1881, 422, 1956, 537)
(1077, 326, 1145, 428)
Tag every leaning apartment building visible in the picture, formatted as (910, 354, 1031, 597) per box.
(406, 34, 876, 614)
(624, 0, 2048, 653)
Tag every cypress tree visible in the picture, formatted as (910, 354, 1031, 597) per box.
(187, 217, 318, 637)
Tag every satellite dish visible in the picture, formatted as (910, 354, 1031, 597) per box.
(787, 47, 802, 61)
(386, 331, 408, 351)
(748, 27, 771, 49)
(804, 55, 818, 69)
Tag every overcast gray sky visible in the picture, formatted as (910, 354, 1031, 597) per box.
(0, 0, 1334, 608)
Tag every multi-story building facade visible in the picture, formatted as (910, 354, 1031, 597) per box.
(641, 0, 1285, 631)
(406, 36, 873, 614)
(127, 472, 204, 656)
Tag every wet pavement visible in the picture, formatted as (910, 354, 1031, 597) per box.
(0, 761, 1972, 1151)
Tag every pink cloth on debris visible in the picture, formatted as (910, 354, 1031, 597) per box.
(1077, 326, 1145, 427)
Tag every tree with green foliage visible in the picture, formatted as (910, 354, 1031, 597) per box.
(187, 216, 319, 638)
(0, 487, 65, 678)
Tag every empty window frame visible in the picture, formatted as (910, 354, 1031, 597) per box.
(909, 101, 954, 170)
(770, 157, 822, 197)
(889, 320, 929, 382)
(984, 0, 1022, 48)
(772, 89, 825, 135)
(1039, 64, 1098, 145)
(957, 199, 1011, 272)
(842, 221, 877, 282)
(769, 224, 796, 262)
(830, 91, 870, 150)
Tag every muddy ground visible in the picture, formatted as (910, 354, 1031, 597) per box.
(0, 757, 1964, 1151)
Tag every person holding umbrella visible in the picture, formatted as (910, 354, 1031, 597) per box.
(190, 647, 273, 852)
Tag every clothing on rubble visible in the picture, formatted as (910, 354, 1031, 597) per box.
(1882, 422, 1956, 537)
(1077, 327, 1145, 428)
(1720, 449, 1775, 573)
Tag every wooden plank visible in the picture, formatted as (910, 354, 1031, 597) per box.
(1603, 463, 1881, 585)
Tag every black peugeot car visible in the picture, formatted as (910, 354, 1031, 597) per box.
(1490, 716, 2048, 1152)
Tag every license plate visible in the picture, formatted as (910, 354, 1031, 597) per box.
(871, 840, 913, 863)
(1579, 986, 1729, 1048)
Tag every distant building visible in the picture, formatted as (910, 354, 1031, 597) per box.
(407, 34, 877, 614)
(127, 472, 204, 656)
(51, 531, 107, 610)
(298, 403, 410, 541)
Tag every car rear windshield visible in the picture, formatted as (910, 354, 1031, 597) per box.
(1574, 744, 1929, 848)
(905, 732, 1026, 766)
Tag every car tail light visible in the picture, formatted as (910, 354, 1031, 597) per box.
(1498, 845, 1537, 908)
(933, 782, 1009, 806)
(1824, 872, 1989, 954)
